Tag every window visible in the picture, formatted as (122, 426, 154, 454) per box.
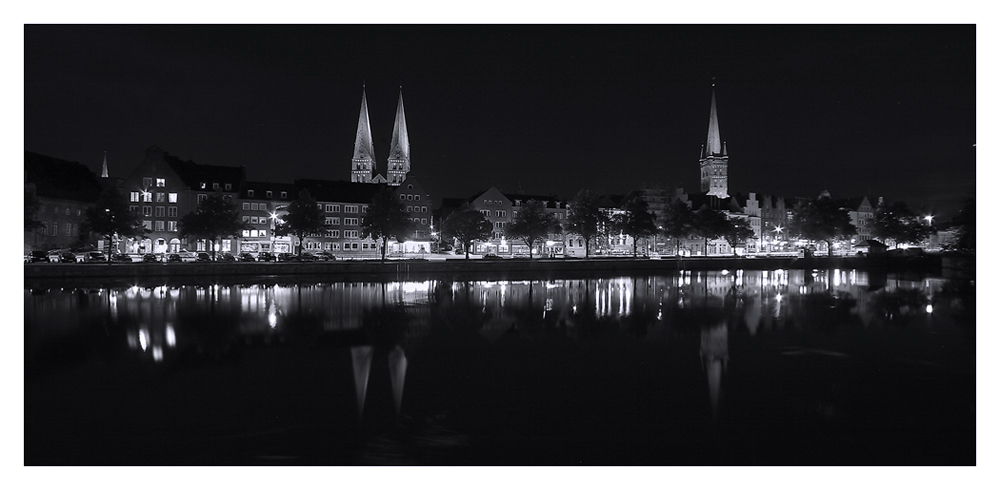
(280, 191, 287, 199)
(242, 230, 250, 238)
(200, 182, 206, 189)
(248, 190, 254, 197)
(142, 206, 152, 216)
(267, 191, 273, 198)
(66, 223, 73, 236)
(168, 193, 177, 203)
(167, 221, 177, 232)
(406, 206, 412, 212)
(156, 178, 165, 187)
(155, 206, 164, 217)
(143, 220, 152, 230)
(325, 217, 335, 225)
(325, 204, 335, 213)
(251, 203, 259, 211)
(330, 204, 340, 213)
(156, 192, 165, 202)
(345, 205, 359, 213)
(213, 183, 219, 190)
(155, 221, 164, 231)
(168, 207, 177, 217)
(243, 203, 250, 210)
(415, 195, 420, 201)
(422, 206, 427, 213)
(400, 194, 405, 200)
(198, 194, 206, 203)
(344, 218, 358, 226)
(143, 191, 152, 203)
(361, 206, 368, 213)
(345, 230, 359, 238)
(52, 222, 58, 236)
(243, 216, 251, 223)
(225, 183, 231, 191)
(250, 216, 259, 224)
(421, 218, 427, 224)
(330, 217, 340, 225)
(259, 230, 266, 237)
(130, 192, 139, 203)
(407, 194, 413, 200)
(129, 205, 138, 214)
(143, 177, 152, 187)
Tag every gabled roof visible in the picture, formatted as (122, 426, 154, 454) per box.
(241, 181, 298, 200)
(162, 150, 245, 191)
(24, 151, 103, 202)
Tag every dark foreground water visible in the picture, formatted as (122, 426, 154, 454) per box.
(24, 269, 975, 465)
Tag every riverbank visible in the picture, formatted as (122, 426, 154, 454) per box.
(24, 254, 945, 283)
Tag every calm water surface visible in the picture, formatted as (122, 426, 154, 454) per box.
(24, 269, 976, 465)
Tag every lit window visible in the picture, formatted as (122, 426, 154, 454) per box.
(168, 193, 177, 203)
(167, 221, 177, 232)
(326, 204, 334, 213)
(156, 178, 165, 187)
(130, 192, 140, 203)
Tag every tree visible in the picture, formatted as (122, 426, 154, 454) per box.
(693, 207, 730, 256)
(659, 199, 695, 258)
(440, 204, 492, 259)
(789, 197, 857, 257)
(871, 200, 933, 249)
(722, 218, 757, 256)
(178, 194, 249, 260)
(508, 199, 562, 259)
(618, 196, 658, 257)
(362, 186, 413, 261)
(273, 190, 327, 255)
(83, 185, 147, 262)
(566, 189, 608, 258)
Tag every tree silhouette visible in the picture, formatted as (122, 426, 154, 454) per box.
(508, 199, 562, 259)
(273, 189, 327, 255)
(362, 186, 413, 261)
(566, 189, 608, 258)
(722, 217, 756, 256)
(659, 198, 695, 257)
(693, 207, 730, 256)
(789, 197, 857, 257)
(617, 196, 658, 257)
(82, 186, 148, 261)
(440, 204, 492, 259)
(178, 194, 248, 260)
(871, 200, 933, 249)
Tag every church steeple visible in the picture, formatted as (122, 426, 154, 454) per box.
(100, 150, 109, 178)
(699, 86, 730, 198)
(386, 88, 410, 186)
(351, 87, 377, 183)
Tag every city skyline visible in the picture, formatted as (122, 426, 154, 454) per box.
(24, 25, 975, 218)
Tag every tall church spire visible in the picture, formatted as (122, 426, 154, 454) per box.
(351, 87, 376, 183)
(386, 88, 410, 186)
(699, 86, 730, 198)
(100, 150, 109, 178)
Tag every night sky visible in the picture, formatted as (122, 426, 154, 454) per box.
(24, 25, 975, 218)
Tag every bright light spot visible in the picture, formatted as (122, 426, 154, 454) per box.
(721, 269, 730, 276)
(139, 329, 148, 352)
(776, 293, 783, 302)
(152, 346, 163, 362)
(926, 304, 933, 314)
(165, 324, 176, 347)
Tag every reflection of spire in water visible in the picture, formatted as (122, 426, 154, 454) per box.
(701, 322, 728, 416)
(389, 345, 407, 416)
(351, 345, 373, 418)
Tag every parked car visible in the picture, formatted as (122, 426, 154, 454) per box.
(237, 252, 256, 262)
(85, 252, 107, 263)
(166, 254, 183, 263)
(218, 253, 237, 262)
(314, 251, 335, 261)
(258, 252, 277, 262)
(111, 253, 133, 263)
(58, 252, 78, 263)
(196, 252, 212, 262)
(297, 253, 318, 262)
(482, 252, 500, 259)
(142, 253, 160, 263)
(28, 251, 51, 263)
(277, 253, 297, 262)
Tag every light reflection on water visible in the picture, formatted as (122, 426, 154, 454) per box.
(24, 269, 975, 464)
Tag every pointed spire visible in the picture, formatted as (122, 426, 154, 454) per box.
(705, 89, 722, 156)
(353, 88, 376, 163)
(388, 88, 410, 164)
(101, 151, 109, 178)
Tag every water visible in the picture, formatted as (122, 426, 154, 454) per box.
(24, 269, 975, 465)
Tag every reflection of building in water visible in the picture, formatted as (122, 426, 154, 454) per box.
(701, 322, 728, 416)
(350, 344, 408, 420)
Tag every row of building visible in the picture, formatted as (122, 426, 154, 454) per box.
(24, 87, 897, 258)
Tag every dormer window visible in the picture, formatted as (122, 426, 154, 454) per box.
(213, 183, 219, 190)
(280, 191, 287, 199)
(248, 190, 255, 197)
(225, 183, 232, 191)
(266, 191, 272, 198)
(200, 182, 206, 189)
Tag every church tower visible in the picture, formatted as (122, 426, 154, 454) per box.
(386, 88, 411, 186)
(699, 87, 729, 198)
(351, 87, 377, 183)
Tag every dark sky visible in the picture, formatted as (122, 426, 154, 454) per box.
(24, 25, 975, 218)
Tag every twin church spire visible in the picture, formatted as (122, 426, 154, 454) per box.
(350, 86, 410, 186)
